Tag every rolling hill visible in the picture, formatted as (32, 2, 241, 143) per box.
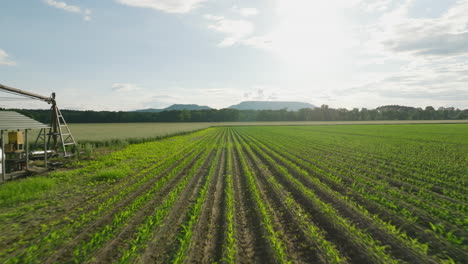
(135, 104, 212, 112)
(228, 101, 316, 111)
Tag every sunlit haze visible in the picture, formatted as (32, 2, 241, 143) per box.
(1, 0, 467, 110)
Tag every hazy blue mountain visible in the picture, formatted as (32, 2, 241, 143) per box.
(134, 108, 164, 112)
(135, 104, 212, 112)
(165, 104, 212, 111)
(228, 101, 316, 111)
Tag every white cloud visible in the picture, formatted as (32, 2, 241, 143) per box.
(112, 83, 142, 92)
(203, 14, 222, 20)
(242, 85, 283, 101)
(365, 0, 393, 12)
(242, 34, 275, 51)
(116, 0, 207, 13)
(349, 0, 393, 13)
(204, 15, 254, 46)
(218, 0, 468, 109)
(334, 52, 468, 108)
(83, 9, 92, 21)
(340, 1, 468, 106)
(364, 0, 468, 58)
(43, 0, 92, 21)
(44, 0, 80, 13)
(239, 8, 259, 17)
(231, 6, 259, 17)
(0, 49, 15, 66)
(253, 88, 264, 100)
(138, 86, 247, 110)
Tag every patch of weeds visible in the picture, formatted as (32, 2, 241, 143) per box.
(0, 177, 58, 208)
(49, 170, 73, 182)
(84, 143, 94, 158)
(90, 169, 127, 182)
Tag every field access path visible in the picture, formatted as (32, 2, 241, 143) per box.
(0, 124, 467, 263)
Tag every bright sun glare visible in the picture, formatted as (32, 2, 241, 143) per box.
(272, 0, 346, 73)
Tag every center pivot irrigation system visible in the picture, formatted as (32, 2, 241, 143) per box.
(0, 83, 76, 157)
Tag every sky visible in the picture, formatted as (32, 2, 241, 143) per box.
(1, 0, 467, 111)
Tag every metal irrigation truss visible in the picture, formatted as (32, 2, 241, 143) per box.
(0, 83, 76, 157)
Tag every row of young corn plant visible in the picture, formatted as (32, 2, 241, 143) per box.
(73, 131, 224, 263)
(281, 146, 467, 252)
(5, 130, 220, 264)
(233, 129, 428, 264)
(170, 135, 226, 264)
(291, 125, 466, 183)
(242, 130, 431, 239)
(1, 129, 218, 261)
(256, 126, 466, 198)
(285, 127, 467, 199)
(115, 133, 224, 264)
(234, 130, 347, 264)
(4, 125, 466, 263)
(231, 133, 289, 263)
(301, 138, 468, 213)
(244, 127, 466, 224)
(69, 128, 214, 180)
(237, 127, 465, 262)
(245, 127, 468, 236)
(286, 138, 467, 248)
(243, 128, 468, 245)
(232, 130, 396, 263)
(222, 130, 236, 264)
(264, 126, 466, 199)
(241, 129, 468, 262)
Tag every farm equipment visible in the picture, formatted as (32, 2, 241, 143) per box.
(0, 83, 76, 157)
(0, 83, 77, 181)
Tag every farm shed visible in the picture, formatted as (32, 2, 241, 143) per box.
(0, 111, 49, 182)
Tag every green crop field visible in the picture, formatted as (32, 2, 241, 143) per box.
(65, 120, 468, 141)
(67, 123, 214, 141)
(0, 124, 467, 263)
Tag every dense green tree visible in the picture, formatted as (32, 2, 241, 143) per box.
(2, 104, 466, 123)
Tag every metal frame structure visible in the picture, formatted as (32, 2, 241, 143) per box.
(0, 111, 49, 182)
(0, 83, 76, 157)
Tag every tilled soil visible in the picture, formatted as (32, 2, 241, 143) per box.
(2, 126, 465, 264)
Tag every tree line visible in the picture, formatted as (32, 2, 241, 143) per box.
(3, 105, 467, 123)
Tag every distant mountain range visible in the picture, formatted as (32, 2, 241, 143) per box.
(135, 104, 212, 112)
(135, 101, 316, 112)
(228, 101, 316, 111)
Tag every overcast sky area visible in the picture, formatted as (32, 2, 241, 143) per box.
(1, 0, 467, 110)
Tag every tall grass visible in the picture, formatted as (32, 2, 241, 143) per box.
(0, 128, 208, 209)
(0, 177, 57, 207)
(74, 128, 207, 149)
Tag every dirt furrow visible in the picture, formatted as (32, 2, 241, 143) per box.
(232, 133, 375, 263)
(239, 142, 327, 263)
(88, 150, 214, 263)
(249, 132, 467, 239)
(268, 130, 465, 199)
(44, 149, 207, 264)
(0, 136, 212, 258)
(2, 141, 207, 262)
(279, 146, 468, 260)
(231, 144, 276, 264)
(245, 136, 436, 263)
(185, 146, 227, 263)
(136, 149, 220, 263)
